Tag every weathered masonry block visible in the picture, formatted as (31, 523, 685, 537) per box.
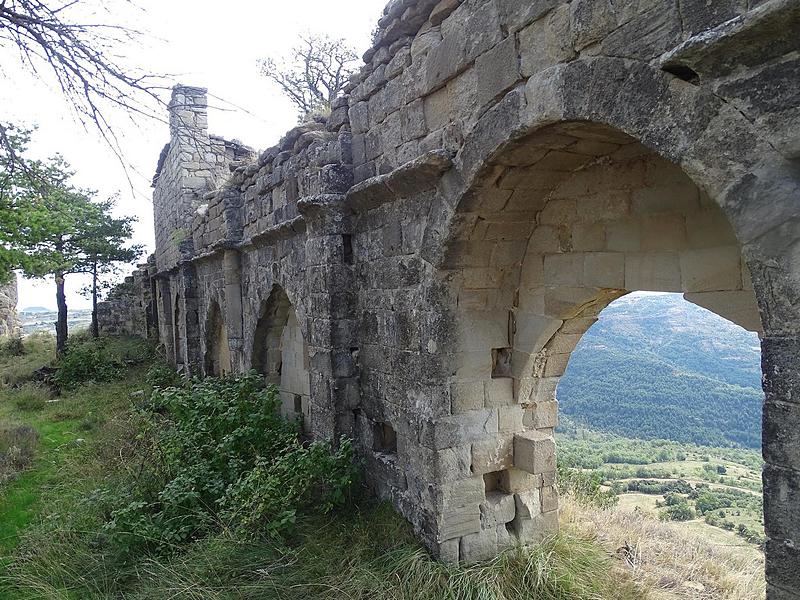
(99, 1, 800, 596)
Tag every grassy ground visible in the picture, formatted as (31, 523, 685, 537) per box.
(563, 496, 765, 600)
(0, 335, 152, 563)
(0, 335, 647, 600)
(0, 335, 766, 599)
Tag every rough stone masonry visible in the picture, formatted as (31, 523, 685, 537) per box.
(98, 1, 800, 596)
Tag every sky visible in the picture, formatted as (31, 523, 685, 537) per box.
(5, 0, 386, 310)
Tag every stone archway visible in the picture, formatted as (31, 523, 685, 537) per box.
(418, 58, 798, 592)
(204, 300, 231, 377)
(251, 285, 311, 430)
(434, 119, 763, 564)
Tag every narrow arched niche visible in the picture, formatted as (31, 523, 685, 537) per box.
(173, 292, 185, 369)
(204, 300, 231, 377)
(251, 286, 311, 430)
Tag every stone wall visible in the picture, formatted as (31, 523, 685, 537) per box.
(97, 257, 156, 338)
(0, 275, 19, 337)
(99, 2, 800, 596)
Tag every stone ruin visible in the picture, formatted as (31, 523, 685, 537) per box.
(97, 1, 800, 596)
(0, 275, 19, 337)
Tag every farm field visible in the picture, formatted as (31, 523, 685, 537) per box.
(558, 417, 765, 547)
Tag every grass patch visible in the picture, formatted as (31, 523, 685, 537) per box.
(3, 500, 644, 600)
(9, 384, 51, 412)
(122, 504, 642, 600)
(0, 425, 38, 485)
(0, 333, 54, 386)
(0, 337, 154, 563)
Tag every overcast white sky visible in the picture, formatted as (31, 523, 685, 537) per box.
(5, 0, 385, 310)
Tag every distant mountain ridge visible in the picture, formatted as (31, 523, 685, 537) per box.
(557, 293, 763, 448)
(20, 306, 54, 313)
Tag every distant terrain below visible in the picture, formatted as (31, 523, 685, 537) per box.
(557, 292, 763, 448)
(19, 308, 92, 336)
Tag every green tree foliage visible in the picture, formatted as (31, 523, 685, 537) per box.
(660, 500, 694, 522)
(0, 124, 140, 352)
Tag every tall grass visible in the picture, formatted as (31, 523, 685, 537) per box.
(0, 425, 38, 485)
(4, 501, 644, 600)
(0, 333, 54, 386)
(561, 495, 765, 599)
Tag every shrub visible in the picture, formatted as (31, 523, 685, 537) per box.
(54, 338, 124, 389)
(105, 373, 358, 553)
(145, 359, 183, 390)
(660, 502, 694, 521)
(557, 462, 618, 509)
(1, 335, 26, 356)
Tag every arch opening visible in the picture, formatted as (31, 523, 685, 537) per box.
(204, 300, 231, 377)
(440, 120, 764, 563)
(173, 292, 185, 370)
(555, 291, 766, 585)
(251, 286, 311, 430)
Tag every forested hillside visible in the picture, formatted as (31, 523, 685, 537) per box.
(557, 293, 763, 448)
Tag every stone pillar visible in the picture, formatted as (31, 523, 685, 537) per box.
(762, 336, 800, 598)
(299, 195, 359, 442)
(179, 264, 202, 376)
(223, 249, 245, 373)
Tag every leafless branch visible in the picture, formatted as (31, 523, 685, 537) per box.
(259, 33, 358, 122)
(0, 0, 171, 177)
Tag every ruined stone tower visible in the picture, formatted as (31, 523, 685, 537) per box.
(99, 2, 800, 597)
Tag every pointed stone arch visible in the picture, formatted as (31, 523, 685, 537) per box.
(251, 285, 311, 429)
(204, 299, 231, 376)
(418, 58, 799, 577)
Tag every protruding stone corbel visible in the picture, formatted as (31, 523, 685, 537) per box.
(513, 431, 556, 475)
(297, 193, 349, 218)
(345, 150, 453, 212)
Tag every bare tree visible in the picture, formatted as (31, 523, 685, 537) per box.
(0, 0, 168, 166)
(259, 34, 359, 121)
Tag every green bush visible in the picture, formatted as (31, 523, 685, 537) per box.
(54, 338, 124, 389)
(660, 501, 694, 521)
(1, 335, 26, 356)
(105, 372, 358, 553)
(144, 359, 183, 390)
